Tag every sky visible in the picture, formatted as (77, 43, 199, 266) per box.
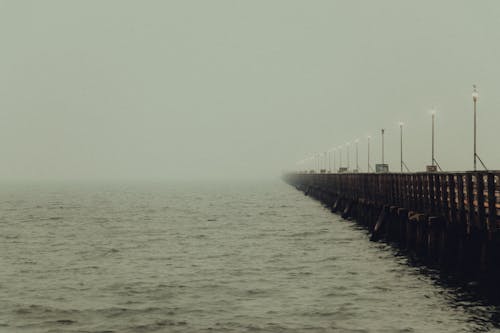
(1, 0, 500, 181)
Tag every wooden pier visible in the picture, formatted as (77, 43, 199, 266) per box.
(284, 171, 500, 290)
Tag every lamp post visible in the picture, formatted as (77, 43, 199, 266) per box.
(399, 122, 404, 172)
(367, 135, 371, 172)
(381, 129, 385, 165)
(470, 85, 487, 170)
(426, 108, 442, 171)
(431, 108, 436, 167)
(355, 139, 359, 172)
(346, 142, 350, 171)
(472, 85, 478, 171)
(328, 150, 331, 172)
(324, 151, 327, 172)
(333, 148, 336, 172)
(338, 145, 343, 171)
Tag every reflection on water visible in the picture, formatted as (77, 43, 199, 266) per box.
(1, 180, 500, 332)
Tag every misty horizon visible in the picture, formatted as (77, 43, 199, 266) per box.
(1, 1, 500, 181)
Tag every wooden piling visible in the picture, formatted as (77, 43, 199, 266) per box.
(283, 171, 500, 289)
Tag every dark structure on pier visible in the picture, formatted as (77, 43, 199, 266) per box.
(284, 172, 500, 290)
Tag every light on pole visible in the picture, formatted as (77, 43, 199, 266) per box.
(338, 145, 343, 170)
(426, 108, 442, 172)
(398, 123, 410, 172)
(346, 142, 351, 171)
(367, 135, 371, 172)
(431, 108, 436, 167)
(381, 129, 385, 164)
(355, 139, 359, 172)
(333, 148, 336, 172)
(323, 151, 327, 172)
(471, 85, 487, 171)
(375, 128, 389, 173)
(473, 85, 478, 171)
(328, 150, 331, 172)
(399, 122, 404, 172)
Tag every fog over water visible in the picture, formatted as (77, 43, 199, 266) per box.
(4, 2, 500, 332)
(1, 1, 500, 181)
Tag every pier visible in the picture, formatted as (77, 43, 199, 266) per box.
(284, 171, 500, 291)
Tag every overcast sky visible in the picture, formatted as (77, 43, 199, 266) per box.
(1, 1, 499, 181)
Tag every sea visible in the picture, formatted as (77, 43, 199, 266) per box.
(1, 180, 500, 333)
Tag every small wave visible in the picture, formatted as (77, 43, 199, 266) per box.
(287, 230, 326, 238)
(1, 234, 20, 239)
(13, 304, 79, 318)
(55, 319, 76, 325)
(99, 306, 164, 319)
(130, 320, 188, 332)
(15, 304, 54, 315)
(246, 288, 269, 295)
(315, 255, 339, 263)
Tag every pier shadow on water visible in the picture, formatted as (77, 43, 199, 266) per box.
(352, 222, 500, 333)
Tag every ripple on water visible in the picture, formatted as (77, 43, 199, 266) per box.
(1, 182, 500, 333)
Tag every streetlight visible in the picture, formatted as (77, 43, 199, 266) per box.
(471, 85, 487, 171)
(431, 109, 436, 167)
(328, 148, 336, 173)
(381, 129, 385, 165)
(367, 135, 371, 172)
(346, 142, 351, 171)
(426, 108, 442, 172)
(332, 148, 336, 172)
(375, 128, 389, 173)
(328, 150, 332, 173)
(323, 151, 327, 172)
(338, 145, 343, 171)
(399, 122, 404, 172)
(355, 139, 359, 172)
(473, 85, 478, 171)
(399, 122, 410, 172)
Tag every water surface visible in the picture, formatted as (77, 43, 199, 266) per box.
(1, 180, 499, 332)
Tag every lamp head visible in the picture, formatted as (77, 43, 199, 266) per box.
(472, 84, 479, 102)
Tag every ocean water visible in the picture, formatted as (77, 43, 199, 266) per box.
(1, 180, 500, 333)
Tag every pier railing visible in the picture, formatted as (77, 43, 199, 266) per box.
(284, 171, 500, 236)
